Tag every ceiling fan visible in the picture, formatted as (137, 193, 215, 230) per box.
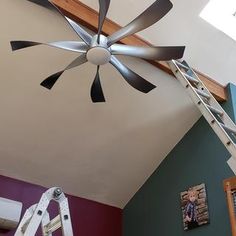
(10, 0, 185, 103)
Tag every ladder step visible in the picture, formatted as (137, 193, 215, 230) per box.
(175, 61, 190, 70)
(194, 88, 211, 99)
(220, 123, 236, 136)
(207, 105, 224, 117)
(44, 215, 61, 234)
(183, 73, 199, 84)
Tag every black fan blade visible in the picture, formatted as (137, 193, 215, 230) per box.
(107, 0, 173, 46)
(110, 56, 156, 93)
(26, 0, 93, 45)
(40, 54, 87, 90)
(98, 0, 111, 41)
(10, 41, 40, 51)
(91, 66, 106, 103)
(110, 44, 185, 60)
(10, 40, 88, 53)
(40, 71, 64, 89)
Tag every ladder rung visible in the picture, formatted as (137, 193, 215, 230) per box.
(44, 215, 61, 234)
(220, 123, 236, 136)
(183, 73, 199, 84)
(175, 61, 190, 70)
(194, 88, 211, 99)
(206, 105, 224, 117)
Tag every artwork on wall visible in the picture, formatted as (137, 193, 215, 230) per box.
(180, 183, 210, 231)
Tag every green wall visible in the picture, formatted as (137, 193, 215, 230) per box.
(123, 84, 236, 236)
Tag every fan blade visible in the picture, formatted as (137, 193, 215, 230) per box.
(26, 0, 93, 45)
(110, 56, 156, 93)
(110, 44, 185, 60)
(40, 71, 64, 89)
(10, 40, 88, 53)
(98, 0, 111, 40)
(10, 41, 40, 51)
(65, 17, 93, 45)
(40, 54, 87, 89)
(91, 66, 106, 103)
(46, 41, 88, 52)
(107, 0, 173, 46)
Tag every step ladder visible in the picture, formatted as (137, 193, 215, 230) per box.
(168, 60, 236, 170)
(14, 187, 74, 236)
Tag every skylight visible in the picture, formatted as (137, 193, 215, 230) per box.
(200, 0, 236, 41)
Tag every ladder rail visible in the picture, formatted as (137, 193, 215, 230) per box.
(185, 61, 236, 130)
(14, 205, 36, 236)
(22, 193, 51, 236)
(169, 60, 236, 160)
(59, 198, 74, 236)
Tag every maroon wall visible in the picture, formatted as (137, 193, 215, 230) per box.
(0, 175, 122, 236)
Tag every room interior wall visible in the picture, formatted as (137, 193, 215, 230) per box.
(123, 83, 236, 236)
(0, 175, 122, 236)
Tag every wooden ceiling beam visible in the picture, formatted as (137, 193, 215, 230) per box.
(52, 0, 227, 102)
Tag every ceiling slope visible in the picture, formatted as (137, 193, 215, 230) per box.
(0, 0, 200, 208)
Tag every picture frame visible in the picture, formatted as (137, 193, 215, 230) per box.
(180, 183, 210, 231)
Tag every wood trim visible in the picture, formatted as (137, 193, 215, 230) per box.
(52, 0, 227, 102)
(226, 182, 236, 236)
(224, 178, 236, 236)
(224, 177, 236, 191)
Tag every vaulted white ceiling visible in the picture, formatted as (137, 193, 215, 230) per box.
(0, 0, 219, 208)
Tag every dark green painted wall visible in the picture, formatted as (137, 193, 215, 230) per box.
(123, 84, 236, 236)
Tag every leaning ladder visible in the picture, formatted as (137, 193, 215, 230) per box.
(168, 60, 236, 164)
(14, 187, 73, 236)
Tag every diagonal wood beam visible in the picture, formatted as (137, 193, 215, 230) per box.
(52, 0, 227, 102)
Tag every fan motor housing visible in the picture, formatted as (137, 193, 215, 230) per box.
(86, 35, 111, 65)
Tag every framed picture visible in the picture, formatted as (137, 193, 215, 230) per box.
(180, 183, 209, 231)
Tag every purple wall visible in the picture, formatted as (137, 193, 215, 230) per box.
(0, 175, 122, 236)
